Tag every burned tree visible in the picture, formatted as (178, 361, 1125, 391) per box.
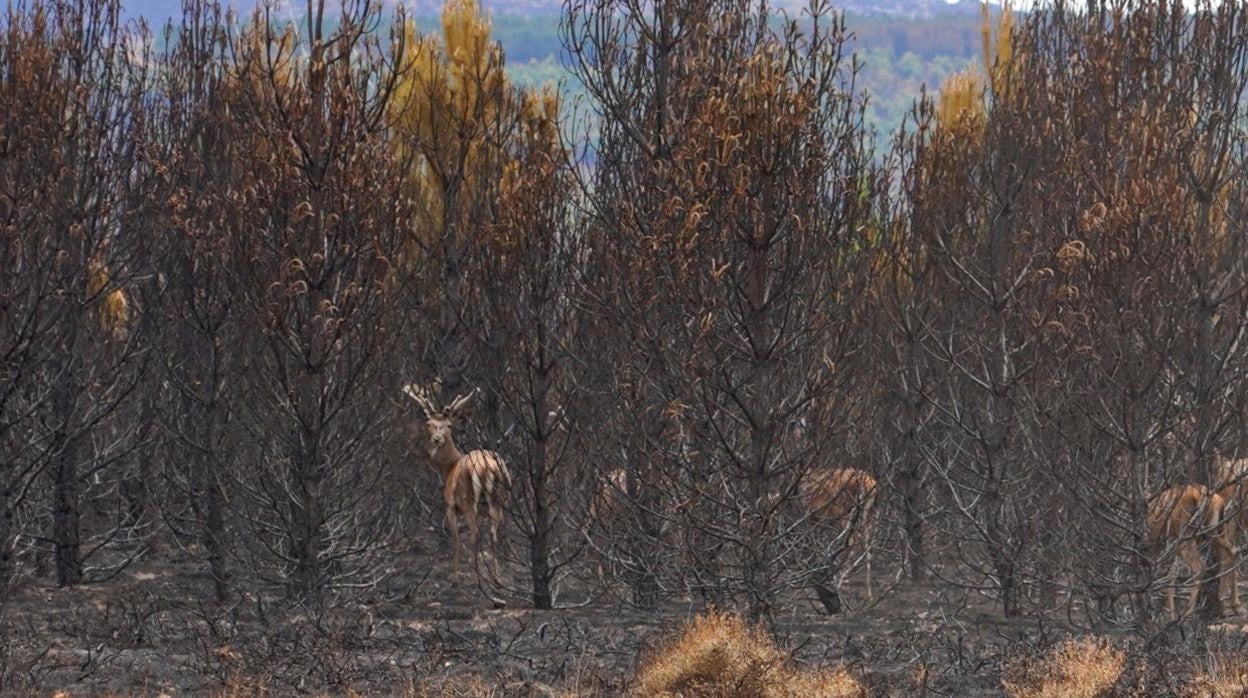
(0, 0, 151, 591)
(566, 0, 881, 618)
(148, 0, 238, 602)
(211, 4, 415, 603)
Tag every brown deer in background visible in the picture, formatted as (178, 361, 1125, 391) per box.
(404, 383, 512, 580)
(587, 467, 630, 580)
(802, 467, 879, 614)
(1214, 455, 1248, 614)
(1146, 483, 1236, 619)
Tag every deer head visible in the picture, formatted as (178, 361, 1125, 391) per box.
(403, 381, 480, 457)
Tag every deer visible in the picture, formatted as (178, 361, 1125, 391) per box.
(801, 467, 879, 614)
(403, 382, 512, 582)
(587, 467, 630, 581)
(590, 468, 630, 520)
(1146, 483, 1237, 619)
(1214, 455, 1248, 614)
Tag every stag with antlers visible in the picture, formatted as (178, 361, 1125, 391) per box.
(404, 383, 512, 582)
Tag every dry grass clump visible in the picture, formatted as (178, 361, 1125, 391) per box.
(396, 675, 501, 697)
(1003, 637, 1125, 698)
(1186, 653, 1248, 697)
(631, 609, 866, 697)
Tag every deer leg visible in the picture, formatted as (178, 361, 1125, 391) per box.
(465, 510, 482, 577)
(1155, 541, 1178, 621)
(446, 507, 462, 579)
(487, 502, 503, 580)
(814, 544, 844, 615)
(1229, 545, 1242, 614)
(865, 545, 873, 601)
(1180, 541, 1205, 619)
(1223, 553, 1239, 616)
(1224, 534, 1241, 614)
(1164, 565, 1177, 620)
(814, 583, 842, 615)
(1210, 532, 1237, 615)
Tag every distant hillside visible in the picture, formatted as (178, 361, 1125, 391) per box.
(125, 0, 1001, 26)
(125, 0, 996, 135)
(392, 0, 996, 17)
(476, 9, 989, 136)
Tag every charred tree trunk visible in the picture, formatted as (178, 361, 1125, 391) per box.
(204, 474, 228, 603)
(0, 489, 13, 599)
(899, 454, 927, 582)
(52, 443, 83, 588)
(985, 482, 1019, 618)
(51, 372, 83, 588)
(744, 426, 775, 621)
(529, 519, 552, 609)
(529, 397, 554, 610)
(288, 436, 324, 605)
(121, 377, 160, 536)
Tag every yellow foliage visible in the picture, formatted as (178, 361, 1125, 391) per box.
(393, 0, 505, 233)
(419, 0, 507, 138)
(631, 610, 866, 697)
(499, 85, 561, 202)
(87, 258, 130, 338)
(392, 0, 562, 262)
(982, 2, 1015, 97)
(935, 70, 985, 142)
(1002, 637, 1125, 698)
(935, 2, 1015, 138)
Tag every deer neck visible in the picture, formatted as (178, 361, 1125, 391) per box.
(429, 439, 464, 479)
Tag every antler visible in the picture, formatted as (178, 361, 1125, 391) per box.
(443, 387, 479, 418)
(547, 404, 567, 427)
(403, 382, 440, 418)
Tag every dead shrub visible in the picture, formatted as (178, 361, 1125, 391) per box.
(1003, 637, 1125, 698)
(1186, 653, 1248, 697)
(631, 609, 865, 697)
(401, 675, 502, 697)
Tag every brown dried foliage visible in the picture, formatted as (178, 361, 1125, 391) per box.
(632, 610, 866, 697)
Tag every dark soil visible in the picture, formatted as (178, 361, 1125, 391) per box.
(4, 528, 1246, 696)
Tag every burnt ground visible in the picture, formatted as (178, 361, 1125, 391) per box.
(4, 527, 1248, 697)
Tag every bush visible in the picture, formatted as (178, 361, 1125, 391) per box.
(1003, 637, 1125, 698)
(631, 610, 866, 697)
